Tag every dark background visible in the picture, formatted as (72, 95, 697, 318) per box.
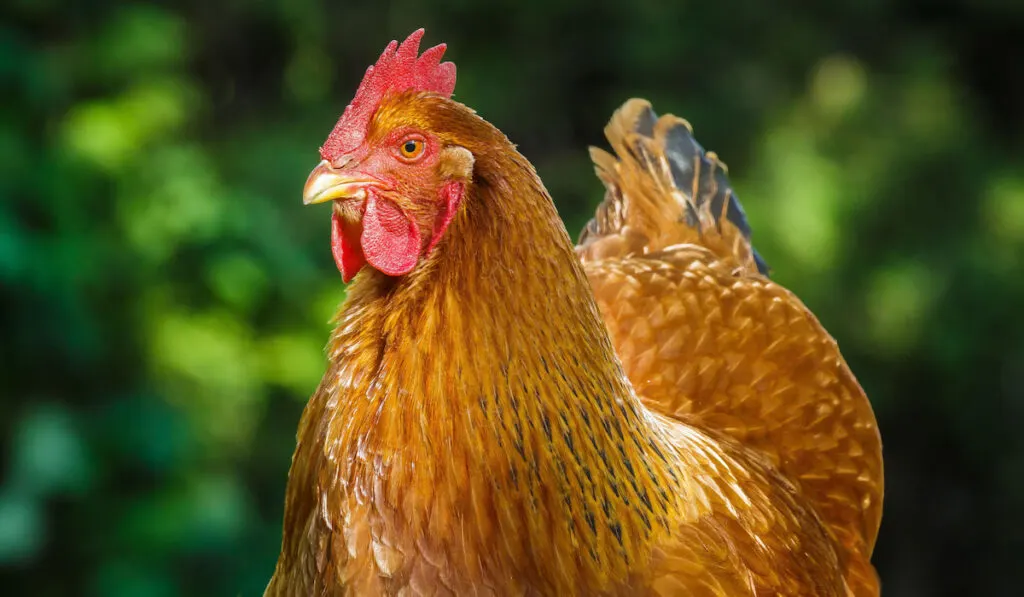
(3, 0, 1023, 595)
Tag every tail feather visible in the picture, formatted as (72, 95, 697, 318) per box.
(577, 99, 768, 275)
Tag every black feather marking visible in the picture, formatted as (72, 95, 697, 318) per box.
(579, 406, 591, 428)
(752, 248, 770, 275)
(718, 186, 770, 274)
(641, 459, 662, 490)
(638, 509, 652, 530)
(639, 488, 653, 512)
(648, 438, 668, 464)
(635, 105, 657, 136)
(609, 521, 624, 547)
(575, 473, 587, 498)
(612, 418, 626, 442)
(664, 123, 699, 192)
(626, 475, 641, 500)
(717, 181, 750, 237)
(585, 508, 597, 534)
(494, 390, 506, 429)
(633, 140, 654, 169)
(513, 420, 526, 461)
(664, 121, 771, 275)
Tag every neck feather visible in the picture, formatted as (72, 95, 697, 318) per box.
(298, 134, 681, 592)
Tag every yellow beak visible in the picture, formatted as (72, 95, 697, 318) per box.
(303, 160, 381, 205)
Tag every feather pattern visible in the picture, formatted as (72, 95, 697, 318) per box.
(268, 91, 862, 596)
(579, 99, 768, 275)
(268, 32, 883, 595)
(579, 99, 883, 596)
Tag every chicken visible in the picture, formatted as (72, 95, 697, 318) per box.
(266, 29, 883, 596)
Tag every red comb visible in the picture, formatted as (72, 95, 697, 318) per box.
(320, 29, 457, 161)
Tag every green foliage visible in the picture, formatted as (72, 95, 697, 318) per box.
(2, 0, 1022, 594)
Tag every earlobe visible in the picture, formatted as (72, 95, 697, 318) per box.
(438, 146, 475, 181)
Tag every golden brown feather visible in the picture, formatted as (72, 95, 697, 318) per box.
(267, 60, 882, 596)
(578, 99, 883, 596)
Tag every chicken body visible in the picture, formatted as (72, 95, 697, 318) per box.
(268, 33, 882, 597)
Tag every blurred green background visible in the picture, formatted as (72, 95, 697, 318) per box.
(3, 0, 1023, 595)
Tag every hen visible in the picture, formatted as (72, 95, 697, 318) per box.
(267, 30, 884, 596)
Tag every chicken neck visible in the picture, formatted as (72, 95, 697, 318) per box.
(290, 133, 683, 591)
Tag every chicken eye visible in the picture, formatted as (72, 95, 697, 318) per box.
(398, 138, 425, 160)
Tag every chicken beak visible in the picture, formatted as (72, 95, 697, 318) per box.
(303, 160, 380, 205)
